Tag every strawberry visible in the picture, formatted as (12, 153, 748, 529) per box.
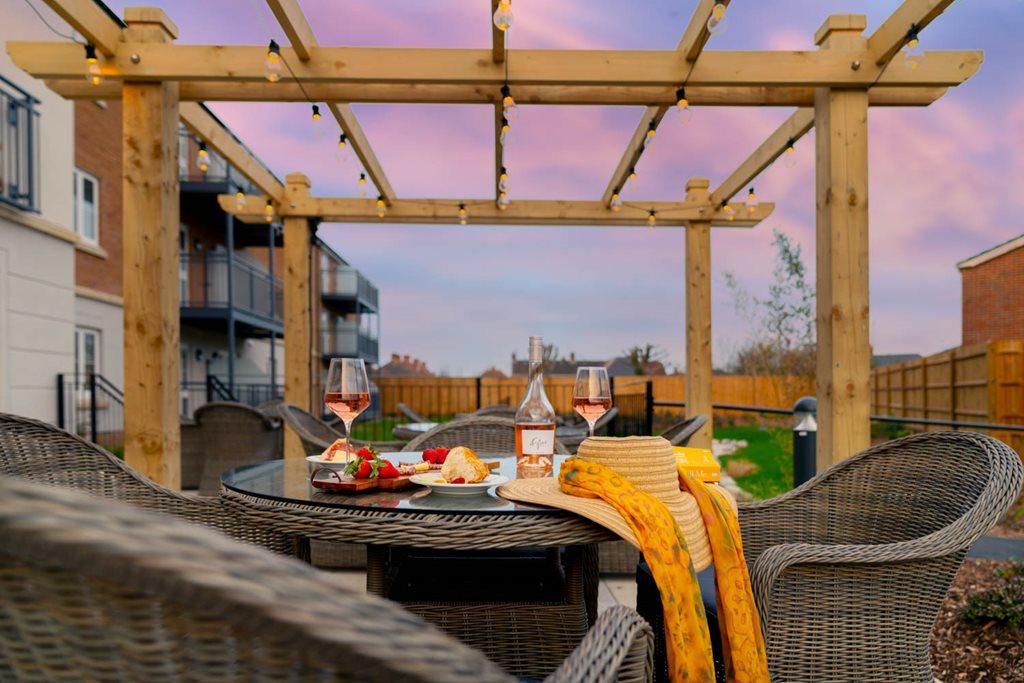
(356, 446, 377, 461)
(450, 477, 466, 484)
(435, 447, 450, 464)
(421, 448, 435, 463)
(344, 457, 378, 479)
(378, 460, 400, 479)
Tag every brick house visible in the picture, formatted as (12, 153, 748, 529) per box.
(957, 233, 1024, 345)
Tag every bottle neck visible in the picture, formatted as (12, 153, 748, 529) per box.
(528, 359, 544, 385)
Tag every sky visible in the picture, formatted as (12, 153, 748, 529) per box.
(98, 0, 1024, 375)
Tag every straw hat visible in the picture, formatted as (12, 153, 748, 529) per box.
(498, 436, 713, 571)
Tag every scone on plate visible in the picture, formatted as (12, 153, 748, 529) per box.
(440, 446, 489, 484)
(321, 438, 351, 462)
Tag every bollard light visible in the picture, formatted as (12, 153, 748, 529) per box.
(792, 396, 817, 487)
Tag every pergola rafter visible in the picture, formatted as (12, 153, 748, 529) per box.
(7, 0, 980, 481)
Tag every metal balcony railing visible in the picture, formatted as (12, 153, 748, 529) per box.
(180, 251, 283, 322)
(322, 320, 379, 360)
(0, 76, 40, 213)
(321, 267, 379, 309)
(178, 128, 259, 193)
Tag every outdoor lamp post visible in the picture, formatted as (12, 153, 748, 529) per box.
(793, 396, 817, 487)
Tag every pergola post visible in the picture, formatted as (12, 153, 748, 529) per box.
(282, 173, 313, 459)
(814, 16, 872, 467)
(684, 178, 714, 449)
(121, 8, 181, 487)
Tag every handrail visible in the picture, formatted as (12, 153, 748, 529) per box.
(0, 74, 39, 103)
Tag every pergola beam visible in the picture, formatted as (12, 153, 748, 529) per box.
(710, 108, 815, 206)
(221, 195, 774, 227)
(41, 0, 123, 56)
(8, 43, 982, 89)
(264, 0, 395, 203)
(868, 0, 955, 65)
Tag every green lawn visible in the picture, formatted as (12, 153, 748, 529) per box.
(713, 425, 794, 500)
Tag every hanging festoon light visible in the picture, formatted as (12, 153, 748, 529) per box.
(783, 137, 798, 168)
(493, 0, 514, 31)
(84, 43, 101, 85)
(498, 167, 510, 193)
(675, 86, 693, 124)
(264, 199, 275, 223)
(457, 203, 468, 225)
(234, 191, 246, 213)
(903, 23, 923, 70)
(497, 191, 510, 211)
(357, 172, 368, 198)
(501, 85, 518, 120)
(610, 191, 623, 212)
(647, 210, 657, 229)
(626, 167, 638, 191)
(721, 201, 735, 221)
(336, 134, 349, 163)
(706, 2, 729, 35)
(376, 195, 386, 219)
(311, 104, 322, 121)
(642, 121, 657, 150)
(746, 187, 757, 214)
(195, 142, 210, 174)
(265, 40, 282, 82)
(500, 116, 511, 146)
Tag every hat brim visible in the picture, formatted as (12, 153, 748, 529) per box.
(498, 476, 713, 572)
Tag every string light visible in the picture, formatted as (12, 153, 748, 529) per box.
(903, 23, 923, 70)
(642, 121, 656, 150)
(500, 116, 511, 146)
(610, 192, 622, 212)
(311, 104, 321, 121)
(376, 195, 386, 219)
(706, 2, 728, 35)
(498, 167, 510, 193)
(336, 134, 350, 163)
(264, 199, 274, 223)
(721, 201, 735, 221)
(747, 187, 757, 214)
(265, 40, 282, 82)
(84, 43, 101, 85)
(457, 203, 468, 225)
(647, 210, 657, 229)
(196, 142, 210, 174)
(497, 192, 510, 210)
(783, 137, 798, 168)
(501, 84, 517, 119)
(234, 191, 246, 212)
(675, 86, 693, 124)
(493, 0, 514, 31)
(357, 172, 367, 198)
(626, 167, 638, 191)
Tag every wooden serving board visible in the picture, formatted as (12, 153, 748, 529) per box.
(311, 474, 415, 493)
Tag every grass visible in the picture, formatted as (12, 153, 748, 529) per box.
(713, 424, 794, 500)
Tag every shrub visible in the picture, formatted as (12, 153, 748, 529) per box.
(961, 562, 1024, 631)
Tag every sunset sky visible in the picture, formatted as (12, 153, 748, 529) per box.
(100, 0, 1024, 375)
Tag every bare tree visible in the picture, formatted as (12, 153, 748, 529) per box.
(624, 344, 667, 375)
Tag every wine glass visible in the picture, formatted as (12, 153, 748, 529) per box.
(572, 367, 612, 438)
(323, 358, 370, 454)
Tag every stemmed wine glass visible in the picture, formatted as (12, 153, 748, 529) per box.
(572, 367, 612, 438)
(323, 358, 370, 455)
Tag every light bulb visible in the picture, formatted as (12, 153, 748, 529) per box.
(376, 196, 386, 219)
(234, 191, 246, 212)
(265, 40, 282, 83)
(783, 140, 798, 169)
(498, 167, 510, 193)
(706, 3, 728, 35)
(903, 25, 923, 70)
(643, 126, 656, 150)
(626, 168, 638, 191)
(264, 200, 274, 223)
(610, 193, 622, 212)
(501, 84, 517, 120)
(357, 172, 367, 198)
(497, 192, 510, 210)
(647, 211, 657, 229)
(84, 44, 101, 85)
(500, 117, 510, 146)
(457, 203, 468, 225)
(196, 144, 210, 174)
(336, 134, 350, 163)
(747, 187, 757, 203)
(674, 86, 693, 124)
(493, 0, 514, 31)
(311, 104, 321, 121)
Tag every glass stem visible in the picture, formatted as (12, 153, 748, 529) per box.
(344, 419, 355, 450)
(587, 420, 596, 438)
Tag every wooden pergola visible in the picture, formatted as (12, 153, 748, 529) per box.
(9, 0, 980, 486)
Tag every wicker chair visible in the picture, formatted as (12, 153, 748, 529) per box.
(659, 414, 707, 447)
(179, 418, 204, 489)
(194, 402, 282, 496)
(0, 475, 655, 683)
(0, 412, 290, 554)
(475, 403, 517, 418)
(739, 431, 1023, 682)
(402, 415, 570, 455)
(397, 402, 429, 423)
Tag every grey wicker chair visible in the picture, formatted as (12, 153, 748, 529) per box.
(0, 475, 654, 683)
(179, 418, 204, 489)
(739, 431, 1023, 682)
(402, 415, 570, 455)
(475, 403, 517, 418)
(659, 414, 707, 447)
(194, 402, 282, 496)
(0, 412, 290, 554)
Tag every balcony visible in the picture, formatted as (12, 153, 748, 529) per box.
(322, 320, 379, 362)
(180, 251, 283, 330)
(0, 76, 40, 213)
(321, 267, 379, 311)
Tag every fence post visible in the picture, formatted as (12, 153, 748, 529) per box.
(475, 376, 482, 410)
(89, 373, 99, 443)
(644, 380, 654, 436)
(56, 374, 65, 429)
(792, 396, 817, 486)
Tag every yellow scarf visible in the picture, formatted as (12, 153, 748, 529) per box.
(559, 458, 769, 683)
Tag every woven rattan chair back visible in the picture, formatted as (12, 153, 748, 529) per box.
(475, 404, 517, 418)
(0, 412, 289, 553)
(277, 402, 346, 454)
(194, 402, 282, 496)
(739, 431, 1023, 682)
(402, 416, 570, 455)
(658, 414, 707, 447)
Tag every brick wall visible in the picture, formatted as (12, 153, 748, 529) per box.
(74, 100, 123, 297)
(962, 246, 1024, 344)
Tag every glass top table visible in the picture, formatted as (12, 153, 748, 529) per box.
(222, 452, 570, 515)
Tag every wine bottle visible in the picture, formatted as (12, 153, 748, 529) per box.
(515, 336, 557, 478)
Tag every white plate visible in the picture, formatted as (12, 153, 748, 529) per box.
(408, 472, 509, 496)
(306, 454, 353, 471)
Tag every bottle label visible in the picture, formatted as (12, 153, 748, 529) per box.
(520, 429, 555, 455)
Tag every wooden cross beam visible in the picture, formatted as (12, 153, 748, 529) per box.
(869, 0, 956, 65)
(219, 194, 774, 227)
(601, 0, 726, 206)
(265, 0, 395, 203)
(41, 0, 122, 56)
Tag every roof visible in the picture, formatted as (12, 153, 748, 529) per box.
(957, 233, 1024, 270)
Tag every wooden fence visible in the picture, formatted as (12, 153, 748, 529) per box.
(870, 340, 1024, 454)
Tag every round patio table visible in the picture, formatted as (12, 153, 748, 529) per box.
(220, 452, 617, 678)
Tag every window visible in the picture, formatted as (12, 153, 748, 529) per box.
(74, 327, 100, 378)
(72, 168, 100, 244)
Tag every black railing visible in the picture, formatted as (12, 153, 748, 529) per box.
(321, 267, 379, 309)
(56, 373, 124, 451)
(179, 377, 282, 418)
(321, 321, 379, 360)
(180, 251, 283, 322)
(0, 75, 40, 213)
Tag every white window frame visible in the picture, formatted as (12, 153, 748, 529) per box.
(74, 326, 101, 378)
(72, 168, 101, 245)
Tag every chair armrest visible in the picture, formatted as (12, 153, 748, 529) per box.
(544, 606, 653, 683)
